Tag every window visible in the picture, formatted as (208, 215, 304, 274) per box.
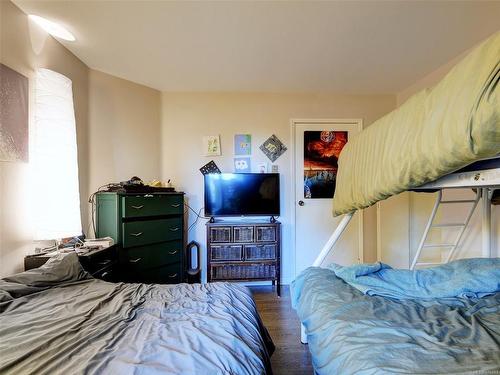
(32, 68, 82, 240)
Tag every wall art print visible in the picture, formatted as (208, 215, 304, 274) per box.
(260, 134, 287, 162)
(203, 135, 221, 156)
(0, 64, 29, 162)
(234, 157, 251, 173)
(304, 130, 348, 199)
(234, 134, 251, 155)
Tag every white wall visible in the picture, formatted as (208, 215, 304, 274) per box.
(161, 92, 395, 283)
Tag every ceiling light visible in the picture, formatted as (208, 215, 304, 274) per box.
(28, 15, 76, 42)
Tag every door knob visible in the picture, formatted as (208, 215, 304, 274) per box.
(298, 200, 304, 206)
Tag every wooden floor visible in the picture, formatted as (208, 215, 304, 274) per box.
(250, 285, 313, 375)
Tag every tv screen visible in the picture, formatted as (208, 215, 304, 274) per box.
(204, 173, 280, 217)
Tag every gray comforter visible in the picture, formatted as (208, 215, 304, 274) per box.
(291, 266, 500, 375)
(0, 254, 274, 375)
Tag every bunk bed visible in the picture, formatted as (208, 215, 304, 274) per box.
(292, 31, 499, 374)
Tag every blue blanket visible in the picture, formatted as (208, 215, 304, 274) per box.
(291, 267, 500, 374)
(329, 258, 500, 300)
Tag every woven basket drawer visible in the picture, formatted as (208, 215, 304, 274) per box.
(211, 263, 276, 280)
(209, 227, 231, 243)
(210, 245, 243, 261)
(233, 226, 254, 242)
(245, 244, 276, 260)
(256, 226, 276, 242)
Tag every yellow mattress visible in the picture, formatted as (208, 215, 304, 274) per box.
(333, 32, 500, 216)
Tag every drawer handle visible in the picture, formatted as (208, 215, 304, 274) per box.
(129, 258, 142, 263)
(98, 260, 111, 265)
(168, 250, 178, 255)
(171, 204, 181, 208)
(144, 194, 154, 198)
(131, 205, 144, 209)
(101, 271, 110, 278)
(130, 232, 143, 237)
(169, 227, 180, 232)
(168, 273, 178, 278)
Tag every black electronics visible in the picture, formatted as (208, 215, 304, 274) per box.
(204, 173, 280, 217)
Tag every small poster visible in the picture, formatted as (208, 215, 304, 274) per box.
(304, 131, 348, 199)
(257, 162, 267, 173)
(203, 135, 221, 156)
(234, 157, 251, 173)
(260, 134, 287, 162)
(234, 134, 251, 155)
(199, 160, 221, 175)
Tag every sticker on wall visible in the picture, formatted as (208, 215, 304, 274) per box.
(203, 135, 221, 156)
(0, 64, 29, 162)
(257, 162, 268, 173)
(234, 157, 251, 173)
(199, 160, 221, 175)
(303, 130, 348, 199)
(234, 134, 251, 155)
(271, 164, 279, 173)
(259, 134, 287, 162)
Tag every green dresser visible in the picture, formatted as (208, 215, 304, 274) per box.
(96, 192, 185, 284)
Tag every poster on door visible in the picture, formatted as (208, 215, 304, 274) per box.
(304, 130, 348, 198)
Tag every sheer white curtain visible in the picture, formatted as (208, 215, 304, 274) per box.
(32, 68, 82, 240)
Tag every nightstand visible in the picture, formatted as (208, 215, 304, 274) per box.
(24, 245, 119, 282)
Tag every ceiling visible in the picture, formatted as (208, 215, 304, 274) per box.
(13, 0, 500, 94)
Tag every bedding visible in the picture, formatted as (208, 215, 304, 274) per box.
(332, 31, 500, 215)
(0, 253, 274, 375)
(330, 257, 500, 299)
(291, 266, 500, 374)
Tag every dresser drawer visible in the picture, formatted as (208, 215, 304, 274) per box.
(121, 194, 183, 218)
(128, 263, 181, 284)
(122, 217, 182, 248)
(210, 245, 243, 261)
(121, 241, 182, 270)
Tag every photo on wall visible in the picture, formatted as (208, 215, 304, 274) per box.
(303, 130, 348, 199)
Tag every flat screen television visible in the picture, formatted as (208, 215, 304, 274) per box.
(204, 173, 280, 217)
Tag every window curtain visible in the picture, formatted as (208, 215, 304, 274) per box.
(32, 68, 82, 240)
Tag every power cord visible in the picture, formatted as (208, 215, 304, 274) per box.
(184, 202, 206, 233)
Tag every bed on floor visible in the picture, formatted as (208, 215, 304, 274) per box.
(292, 31, 500, 374)
(0, 253, 274, 375)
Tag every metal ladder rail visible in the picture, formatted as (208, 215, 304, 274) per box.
(410, 190, 480, 270)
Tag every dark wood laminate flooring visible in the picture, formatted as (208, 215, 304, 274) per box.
(250, 285, 313, 375)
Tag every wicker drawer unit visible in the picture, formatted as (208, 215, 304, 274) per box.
(207, 221, 281, 296)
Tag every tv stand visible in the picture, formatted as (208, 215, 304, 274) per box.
(206, 219, 281, 296)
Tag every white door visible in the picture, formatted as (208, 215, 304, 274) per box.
(293, 119, 363, 276)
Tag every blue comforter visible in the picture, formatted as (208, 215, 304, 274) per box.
(291, 266, 500, 374)
(330, 258, 500, 299)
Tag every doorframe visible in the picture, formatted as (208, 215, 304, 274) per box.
(290, 118, 364, 278)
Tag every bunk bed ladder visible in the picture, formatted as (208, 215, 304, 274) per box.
(410, 190, 481, 270)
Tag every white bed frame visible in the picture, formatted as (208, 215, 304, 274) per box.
(300, 159, 499, 344)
